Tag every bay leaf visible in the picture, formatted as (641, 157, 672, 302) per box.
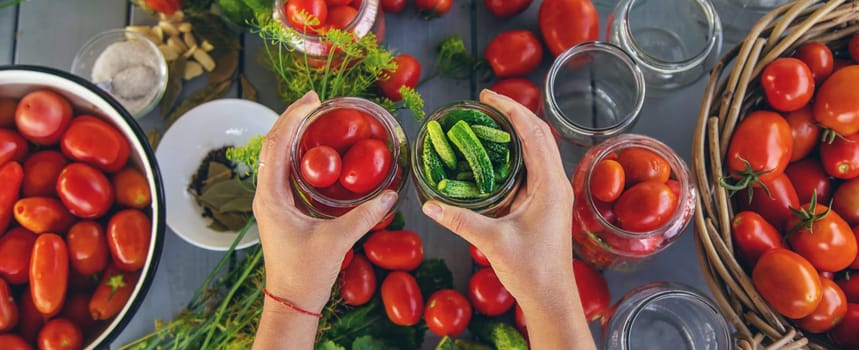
(202, 162, 234, 192)
(160, 57, 186, 116)
(197, 179, 249, 209)
(239, 74, 257, 102)
(217, 193, 253, 213)
(208, 49, 239, 83)
(166, 79, 231, 127)
(209, 211, 250, 232)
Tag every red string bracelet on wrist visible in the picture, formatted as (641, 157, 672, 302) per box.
(262, 288, 323, 318)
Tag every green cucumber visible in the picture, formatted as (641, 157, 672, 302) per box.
(495, 160, 511, 182)
(455, 171, 474, 181)
(447, 120, 495, 194)
(483, 141, 510, 165)
(421, 136, 447, 187)
(456, 161, 471, 173)
(427, 120, 458, 169)
(441, 109, 499, 130)
(437, 179, 486, 199)
(471, 125, 511, 143)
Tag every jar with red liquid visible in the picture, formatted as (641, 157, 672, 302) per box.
(290, 97, 407, 219)
(274, 0, 385, 58)
(570, 134, 695, 270)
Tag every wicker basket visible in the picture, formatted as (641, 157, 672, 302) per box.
(693, 1, 859, 349)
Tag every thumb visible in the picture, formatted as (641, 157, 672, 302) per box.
(330, 190, 399, 244)
(422, 200, 494, 247)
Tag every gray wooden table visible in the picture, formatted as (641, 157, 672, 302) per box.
(0, 0, 752, 348)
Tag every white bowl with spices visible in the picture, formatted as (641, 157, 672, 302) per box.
(71, 29, 168, 119)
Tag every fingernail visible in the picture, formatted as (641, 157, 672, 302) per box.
(481, 89, 499, 99)
(423, 202, 441, 220)
(381, 191, 397, 207)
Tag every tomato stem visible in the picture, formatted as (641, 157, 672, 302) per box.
(719, 156, 773, 202)
(788, 190, 832, 234)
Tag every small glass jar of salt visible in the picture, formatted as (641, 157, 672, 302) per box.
(72, 29, 168, 119)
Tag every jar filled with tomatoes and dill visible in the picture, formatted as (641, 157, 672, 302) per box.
(274, 0, 384, 58)
(411, 101, 524, 217)
(570, 134, 696, 270)
(290, 97, 407, 220)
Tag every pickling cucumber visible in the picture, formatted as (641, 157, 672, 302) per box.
(427, 120, 458, 169)
(437, 179, 486, 199)
(483, 141, 510, 165)
(422, 136, 447, 187)
(441, 109, 500, 129)
(447, 120, 496, 194)
(471, 125, 511, 143)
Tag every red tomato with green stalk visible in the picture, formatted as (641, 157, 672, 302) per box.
(107, 209, 152, 271)
(0, 227, 36, 284)
(340, 253, 375, 306)
(424, 289, 472, 337)
(724, 111, 793, 193)
(302, 109, 371, 153)
(13, 197, 75, 234)
(0, 161, 23, 233)
(376, 54, 421, 102)
(795, 278, 847, 334)
(22, 150, 67, 197)
(284, 0, 328, 34)
(30, 233, 69, 317)
(89, 267, 139, 320)
(61, 115, 130, 173)
(57, 163, 114, 219)
(489, 78, 540, 113)
(538, 0, 598, 57)
(833, 179, 859, 226)
(415, 0, 452, 18)
(15, 90, 73, 146)
(786, 193, 857, 272)
(339, 139, 392, 195)
(814, 66, 859, 137)
(363, 229, 423, 271)
(484, 0, 532, 18)
(590, 159, 625, 203)
(468, 267, 514, 316)
(793, 42, 834, 84)
(617, 147, 670, 185)
(145, 0, 182, 14)
(0, 278, 17, 332)
(66, 221, 109, 276)
(0, 128, 28, 165)
(380, 0, 406, 13)
(731, 211, 786, 267)
(469, 244, 490, 267)
(785, 106, 820, 162)
(112, 167, 152, 209)
(785, 157, 832, 204)
(38, 318, 82, 350)
(381, 271, 424, 326)
(484, 30, 544, 78)
(760, 58, 814, 112)
(573, 259, 610, 322)
(300, 145, 342, 188)
(820, 132, 859, 179)
(752, 248, 822, 319)
(614, 180, 677, 232)
(828, 303, 859, 347)
(735, 173, 799, 230)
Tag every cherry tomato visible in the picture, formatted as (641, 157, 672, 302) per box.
(37, 318, 82, 350)
(820, 132, 859, 179)
(0, 161, 23, 233)
(538, 0, 599, 57)
(726, 111, 793, 185)
(837, 274, 859, 304)
(785, 158, 832, 205)
(66, 221, 109, 276)
(0, 128, 27, 166)
(30, 233, 68, 317)
(469, 244, 490, 267)
(795, 278, 847, 333)
(793, 42, 834, 84)
(425, 289, 472, 337)
(61, 292, 96, 336)
(0, 334, 32, 350)
(415, 0, 452, 18)
(22, 150, 67, 197)
(731, 211, 786, 267)
(761, 58, 814, 112)
(850, 33, 859, 63)
(284, 0, 328, 33)
(112, 167, 151, 209)
(614, 180, 677, 232)
(786, 200, 857, 272)
(381, 271, 423, 326)
(89, 267, 138, 320)
(363, 230, 424, 271)
(0, 227, 36, 285)
(13, 197, 74, 234)
(484, 0, 532, 18)
(300, 145, 342, 188)
(834, 179, 859, 226)
(380, 0, 406, 13)
(376, 54, 421, 102)
(144, 0, 181, 14)
(485, 30, 544, 78)
(362, 112, 387, 141)
(573, 259, 610, 322)
(340, 139, 392, 195)
(752, 248, 821, 319)
(829, 303, 859, 347)
(16, 287, 43, 344)
(14, 90, 72, 145)
(57, 163, 114, 219)
(302, 109, 370, 153)
(61, 115, 130, 173)
(785, 106, 820, 162)
(735, 173, 799, 230)
(0, 278, 17, 332)
(488, 78, 540, 113)
(617, 147, 670, 185)
(468, 267, 514, 316)
(514, 304, 528, 340)
(813, 66, 859, 136)
(107, 209, 151, 271)
(340, 248, 354, 271)
(340, 253, 376, 306)
(0, 98, 16, 128)
(326, 5, 358, 30)
(590, 159, 625, 203)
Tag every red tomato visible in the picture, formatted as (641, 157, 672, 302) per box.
(14, 90, 72, 145)
(0, 161, 23, 233)
(731, 211, 786, 267)
(329, 0, 352, 5)
(376, 54, 421, 102)
(573, 259, 610, 322)
(61, 292, 96, 336)
(538, 0, 599, 57)
(785, 158, 832, 204)
(829, 303, 859, 347)
(380, 0, 406, 13)
(0, 227, 36, 284)
(752, 248, 821, 319)
(300, 146, 342, 188)
(16, 287, 43, 344)
(785, 106, 820, 162)
(814, 66, 859, 136)
(37, 318, 82, 350)
(614, 180, 677, 232)
(786, 200, 857, 272)
(112, 167, 151, 209)
(617, 147, 670, 185)
(761, 58, 814, 112)
(0, 129, 28, 165)
(820, 271, 835, 280)
(0, 278, 17, 332)
(484, 0, 532, 18)
(415, 0, 452, 18)
(381, 271, 423, 326)
(590, 159, 625, 203)
(834, 179, 859, 226)
(726, 111, 793, 185)
(144, 0, 181, 14)
(61, 115, 130, 173)
(302, 109, 370, 153)
(57, 163, 114, 219)
(793, 42, 834, 84)
(850, 33, 859, 63)
(107, 209, 151, 271)
(340, 248, 354, 271)
(425, 289, 472, 337)
(837, 274, 859, 304)
(284, 0, 328, 33)
(820, 132, 859, 179)
(340, 253, 376, 306)
(371, 212, 395, 231)
(469, 244, 490, 267)
(468, 268, 514, 316)
(30, 233, 68, 317)
(0, 98, 16, 128)
(326, 5, 358, 30)
(22, 150, 67, 197)
(735, 173, 799, 230)
(363, 230, 424, 271)
(489, 78, 540, 113)
(339, 139, 392, 195)
(89, 267, 138, 320)
(362, 112, 387, 141)
(0, 334, 32, 350)
(66, 221, 108, 276)
(795, 278, 847, 333)
(12, 197, 74, 234)
(514, 304, 528, 340)
(484, 30, 544, 78)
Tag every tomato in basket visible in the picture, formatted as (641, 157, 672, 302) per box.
(814, 66, 859, 137)
(793, 42, 834, 84)
(752, 248, 822, 319)
(795, 278, 847, 334)
(725, 110, 793, 186)
(786, 196, 858, 273)
(761, 58, 815, 112)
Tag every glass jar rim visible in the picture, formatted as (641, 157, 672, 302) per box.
(544, 41, 646, 141)
(274, 0, 379, 55)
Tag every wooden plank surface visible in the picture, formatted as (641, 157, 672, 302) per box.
(0, 5, 15, 65)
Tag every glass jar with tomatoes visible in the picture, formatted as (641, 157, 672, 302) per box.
(290, 97, 407, 220)
(570, 134, 696, 270)
(274, 0, 384, 59)
(411, 101, 523, 217)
